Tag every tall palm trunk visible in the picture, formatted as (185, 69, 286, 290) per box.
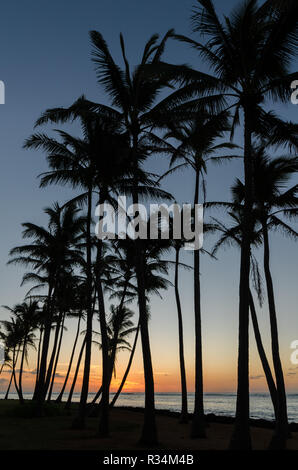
(230, 105, 253, 450)
(132, 134, 158, 444)
(262, 221, 288, 449)
(174, 246, 188, 423)
(56, 315, 82, 403)
(110, 323, 140, 408)
(249, 290, 277, 417)
(72, 187, 93, 428)
(48, 312, 66, 401)
(191, 170, 205, 438)
(97, 239, 110, 437)
(65, 337, 86, 410)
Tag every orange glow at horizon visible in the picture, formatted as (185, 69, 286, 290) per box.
(2, 357, 297, 395)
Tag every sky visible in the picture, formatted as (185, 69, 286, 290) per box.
(0, 0, 297, 396)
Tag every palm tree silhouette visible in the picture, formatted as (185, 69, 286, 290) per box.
(8, 203, 84, 406)
(156, 0, 298, 448)
(89, 304, 136, 411)
(172, 238, 189, 424)
(161, 111, 239, 437)
(0, 316, 33, 403)
(89, 30, 175, 445)
(25, 107, 132, 429)
(210, 204, 278, 420)
(233, 148, 298, 448)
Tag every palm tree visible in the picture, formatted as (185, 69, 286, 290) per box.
(149, 0, 298, 447)
(108, 237, 172, 410)
(173, 238, 189, 423)
(27, 103, 135, 429)
(35, 31, 175, 442)
(210, 205, 278, 419)
(0, 318, 24, 401)
(8, 203, 84, 405)
(233, 148, 298, 448)
(160, 112, 239, 436)
(4, 301, 40, 402)
(46, 272, 84, 401)
(90, 304, 136, 409)
(89, 30, 181, 445)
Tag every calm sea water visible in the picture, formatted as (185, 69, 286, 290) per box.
(1, 392, 298, 422)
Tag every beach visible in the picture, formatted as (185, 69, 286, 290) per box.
(1, 401, 298, 451)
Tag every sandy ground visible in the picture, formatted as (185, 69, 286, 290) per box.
(1, 406, 298, 450)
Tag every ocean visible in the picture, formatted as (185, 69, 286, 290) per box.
(1, 392, 298, 422)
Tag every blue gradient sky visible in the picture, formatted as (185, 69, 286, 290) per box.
(0, 0, 297, 393)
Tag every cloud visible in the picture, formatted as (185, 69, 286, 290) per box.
(250, 375, 264, 380)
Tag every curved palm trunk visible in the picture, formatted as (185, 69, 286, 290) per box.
(191, 171, 205, 438)
(132, 163, 158, 445)
(110, 323, 140, 408)
(230, 106, 253, 450)
(65, 337, 86, 410)
(56, 315, 82, 403)
(249, 290, 277, 417)
(72, 187, 93, 429)
(174, 246, 188, 423)
(47, 313, 66, 401)
(262, 222, 289, 449)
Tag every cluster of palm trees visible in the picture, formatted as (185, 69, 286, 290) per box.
(0, 0, 297, 450)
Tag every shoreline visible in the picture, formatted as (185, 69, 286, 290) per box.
(2, 398, 298, 431)
(115, 405, 298, 431)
